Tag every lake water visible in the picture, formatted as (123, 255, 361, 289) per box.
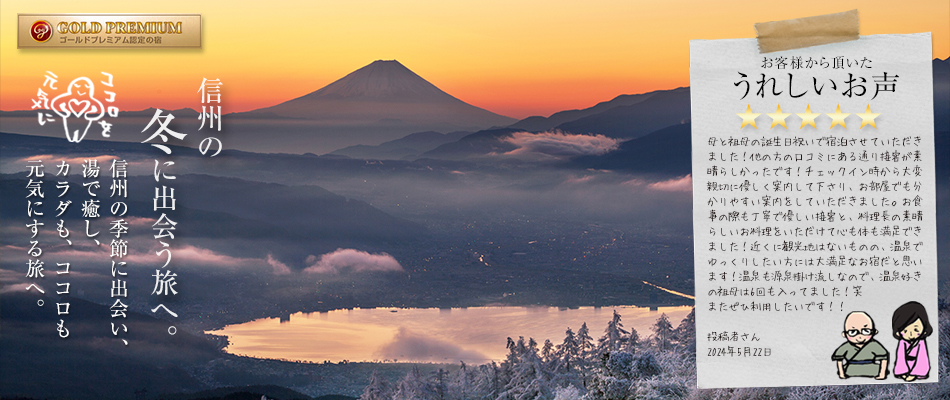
(206, 305, 692, 364)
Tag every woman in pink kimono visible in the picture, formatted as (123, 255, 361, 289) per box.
(891, 301, 933, 381)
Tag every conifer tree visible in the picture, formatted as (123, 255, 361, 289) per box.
(651, 313, 675, 351)
(360, 370, 392, 400)
(595, 310, 629, 357)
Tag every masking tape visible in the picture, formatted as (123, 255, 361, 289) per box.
(755, 9, 859, 53)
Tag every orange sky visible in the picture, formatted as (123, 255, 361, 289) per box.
(2, 0, 948, 119)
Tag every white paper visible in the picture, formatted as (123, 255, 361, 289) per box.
(690, 34, 938, 388)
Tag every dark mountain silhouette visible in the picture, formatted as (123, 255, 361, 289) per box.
(0, 171, 425, 246)
(568, 123, 691, 177)
(0, 293, 219, 400)
(417, 128, 521, 160)
(158, 384, 321, 400)
(412, 87, 688, 161)
(139, 174, 427, 242)
(934, 58, 949, 131)
(548, 58, 943, 140)
(0, 132, 427, 249)
(569, 58, 950, 179)
(554, 87, 690, 139)
(247, 60, 515, 130)
(415, 88, 692, 161)
(508, 90, 661, 132)
(329, 130, 471, 160)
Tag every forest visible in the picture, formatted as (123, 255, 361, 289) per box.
(359, 300, 950, 400)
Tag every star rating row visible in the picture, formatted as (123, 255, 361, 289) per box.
(737, 104, 880, 129)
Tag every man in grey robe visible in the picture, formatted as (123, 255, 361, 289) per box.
(832, 311, 889, 379)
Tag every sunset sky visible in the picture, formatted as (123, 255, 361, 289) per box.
(2, 0, 948, 119)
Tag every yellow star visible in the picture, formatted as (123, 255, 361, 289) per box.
(767, 105, 791, 129)
(827, 105, 850, 129)
(737, 105, 760, 129)
(796, 105, 821, 129)
(855, 105, 881, 129)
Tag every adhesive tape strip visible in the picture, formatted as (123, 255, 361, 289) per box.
(755, 9, 859, 53)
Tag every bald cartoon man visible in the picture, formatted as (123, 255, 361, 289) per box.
(832, 311, 889, 379)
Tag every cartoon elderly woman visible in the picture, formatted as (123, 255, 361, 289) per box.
(48, 77, 106, 143)
(891, 301, 933, 381)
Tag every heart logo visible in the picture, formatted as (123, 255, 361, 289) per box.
(67, 99, 90, 117)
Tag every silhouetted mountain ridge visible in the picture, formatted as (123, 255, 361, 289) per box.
(417, 128, 522, 160)
(329, 130, 471, 160)
(554, 87, 690, 139)
(568, 123, 692, 176)
(508, 90, 665, 131)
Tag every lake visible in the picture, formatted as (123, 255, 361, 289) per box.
(206, 305, 692, 364)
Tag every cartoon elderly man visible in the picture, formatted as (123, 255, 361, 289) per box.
(832, 311, 889, 379)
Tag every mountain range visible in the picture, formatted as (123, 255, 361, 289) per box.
(2, 59, 947, 157)
(347, 58, 948, 163)
(508, 90, 660, 132)
(329, 130, 471, 160)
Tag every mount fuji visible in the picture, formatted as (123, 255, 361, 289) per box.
(250, 60, 516, 129)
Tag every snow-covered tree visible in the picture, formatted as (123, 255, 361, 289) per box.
(629, 351, 662, 379)
(552, 385, 583, 400)
(622, 326, 640, 354)
(674, 308, 695, 352)
(594, 310, 629, 357)
(650, 313, 675, 351)
(527, 337, 539, 361)
(448, 361, 474, 400)
(575, 323, 597, 385)
(584, 350, 663, 400)
(576, 323, 594, 359)
(584, 351, 633, 400)
(498, 337, 521, 388)
(506, 337, 526, 365)
(360, 370, 392, 400)
(541, 339, 555, 364)
(470, 362, 501, 400)
(555, 327, 580, 373)
(434, 368, 453, 400)
(393, 366, 435, 400)
(498, 338, 553, 400)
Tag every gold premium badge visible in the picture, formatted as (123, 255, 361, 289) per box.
(18, 14, 201, 48)
(29, 20, 53, 42)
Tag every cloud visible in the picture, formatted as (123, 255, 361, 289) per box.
(501, 131, 620, 157)
(621, 178, 647, 187)
(648, 174, 692, 192)
(0, 267, 99, 294)
(0, 268, 34, 294)
(16, 154, 120, 168)
(23, 242, 264, 272)
(563, 174, 595, 184)
(376, 327, 489, 363)
(1, 154, 161, 176)
(0, 227, 312, 276)
(303, 248, 403, 274)
(266, 253, 292, 275)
